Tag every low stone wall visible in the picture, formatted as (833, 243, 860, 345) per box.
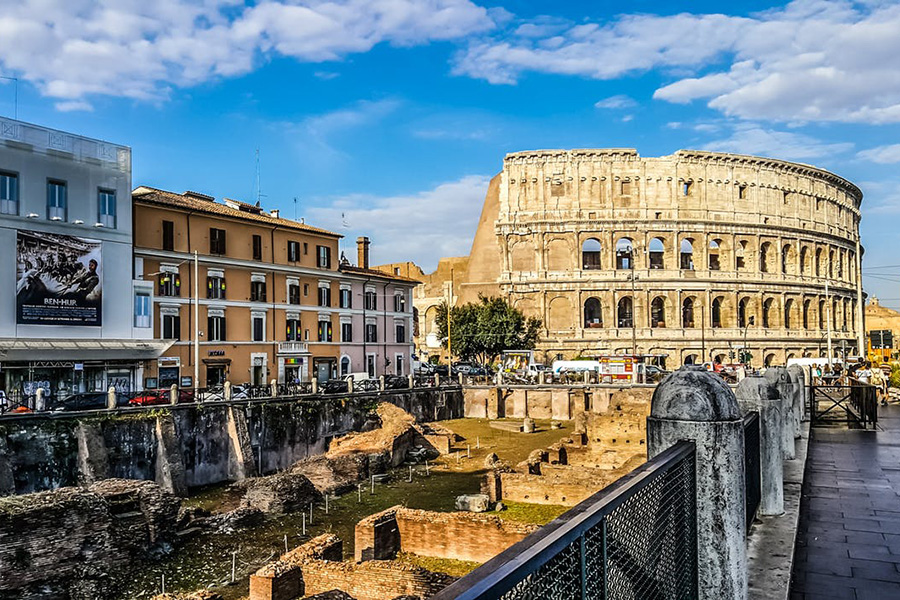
(0, 387, 463, 498)
(0, 479, 180, 599)
(354, 506, 539, 564)
(249, 534, 453, 600)
(463, 384, 654, 421)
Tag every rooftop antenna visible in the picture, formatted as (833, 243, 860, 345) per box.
(1, 76, 18, 120)
(252, 147, 268, 206)
(293, 196, 298, 220)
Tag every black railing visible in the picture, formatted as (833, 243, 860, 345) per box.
(432, 441, 697, 600)
(809, 383, 878, 429)
(743, 411, 761, 533)
(353, 379, 380, 393)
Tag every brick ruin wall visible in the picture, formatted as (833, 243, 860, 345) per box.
(354, 506, 540, 564)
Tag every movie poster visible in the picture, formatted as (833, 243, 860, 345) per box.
(15, 230, 103, 326)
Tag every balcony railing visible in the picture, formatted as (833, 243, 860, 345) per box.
(277, 341, 309, 354)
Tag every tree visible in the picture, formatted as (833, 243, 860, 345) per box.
(436, 295, 542, 365)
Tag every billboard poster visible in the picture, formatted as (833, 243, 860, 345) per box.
(15, 230, 102, 326)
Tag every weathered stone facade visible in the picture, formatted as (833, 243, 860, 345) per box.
(389, 149, 865, 368)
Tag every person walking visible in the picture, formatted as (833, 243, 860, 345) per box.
(871, 364, 886, 405)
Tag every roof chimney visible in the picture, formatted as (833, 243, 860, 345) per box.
(270, 209, 280, 218)
(357, 236, 370, 269)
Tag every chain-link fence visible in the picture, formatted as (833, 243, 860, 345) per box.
(433, 440, 697, 600)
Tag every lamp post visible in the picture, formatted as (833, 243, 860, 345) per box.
(193, 251, 199, 390)
(743, 315, 755, 368)
(630, 269, 637, 356)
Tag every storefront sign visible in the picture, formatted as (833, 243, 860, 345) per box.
(74, 363, 83, 371)
(180, 376, 193, 387)
(15, 230, 103, 326)
(208, 350, 225, 356)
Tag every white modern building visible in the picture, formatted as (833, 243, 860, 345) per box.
(0, 118, 170, 402)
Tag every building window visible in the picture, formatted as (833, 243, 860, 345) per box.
(650, 297, 665, 328)
(712, 297, 723, 328)
(317, 245, 331, 269)
(617, 297, 633, 328)
(762, 298, 773, 328)
(98, 189, 116, 228)
(207, 275, 225, 299)
(341, 356, 351, 376)
(683, 181, 692, 196)
(620, 180, 631, 195)
(395, 322, 406, 343)
(648, 238, 665, 269)
(288, 283, 300, 305)
(394, 293, 406, 312)
(680, 239, 694, 270)
(208, 315, 226, 341)
(162, 314, 181, 340)
(252, 315, 265, 342)
(318, 285, 331, 307)
(738, 185, 747, 199)
(708, 240, 721, 271)
(47, 180, 67, 220)
(318, 320, 333, 342)
(0, 172, 18, 215)
(162, 221, 174, 251)
(365, 290, 377, 310)
(288, 240, 301, 262)
(250, 280, 267, 302)
(682, 297, 695, 328)
(158, 272, 180, 297)
(396, 354, 405, 376)
(367, 354, 376, 378)
(340, 288, 352, 308)
(286, 318, 301, 341)
(210, 228, 226, 255)
(134, 292, 151, 328)
(584, 297, 602, 328)
(582, 238, 602, 270)
(366, 322, 378, 343)
(736, 241, 747, 271)
(252, 234, 262, 261)
(341, 322, 353, 342)
(615, 238, 633, 270)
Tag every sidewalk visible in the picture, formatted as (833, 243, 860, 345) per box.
(791, 404, 900, 599)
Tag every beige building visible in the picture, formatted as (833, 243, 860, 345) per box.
(865, 298, 900, 361)
(392, 149, 865, 368)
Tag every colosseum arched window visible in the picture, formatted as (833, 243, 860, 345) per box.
(682, 297, 696, 328)
(838, 250, 844, 280)
(617, 297, 633, 328)
(738, 297, 750, 328)
(651, 296, 666, 328)
(765, 353, 776, 367)
(803, 299, 811, 329)
(546, 238, 570, 271)
(785, 299, 795, 329)
(547, 296, 573, 331)
(818, 299, 826, 329)
(649, 237, 665, 269)
(510, 240, 533, 272)
(712, 297, 723, 328)
(736, 241, 748, 271)
(829, 250, 835, 279)
(800, 247, 809, 275)
(782, 245, 794, 275)
(815, 249, 823, 277)
(615, 238, 634, 270)
(584, 297, 602, 328)
(680, 239, 695, 270)
(760, 242, 773, 273)
(582, 238, 602, 270)
(709, 239, 721, 271)
(762, 298, 774, 328)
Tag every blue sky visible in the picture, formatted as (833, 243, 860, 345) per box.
(2, 0, 900, 306)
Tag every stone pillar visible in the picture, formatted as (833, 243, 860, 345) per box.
(647, 367, 748, 600)
(311, 379, 318, 395)
(736, 375, 784, 516)
(786, 365, 806, 432)
(106, 386, 117, 410)
(224, 381, 232, 402)
(458, 372, 465, 385)
(169, 384, 178, 405)
(434, 373, 440, 387)
(75, 422, 110, 485)
(226, 405, 257, 481)
(270, 379, 278, 398)
(408, 374, 414, 389)
(763, 367, 795, 460)
(35, 388, 45, 412)
(379, 375, 386, 391)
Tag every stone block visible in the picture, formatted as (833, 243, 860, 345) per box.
(455, 494, 490, 512)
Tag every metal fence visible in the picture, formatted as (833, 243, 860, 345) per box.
(743, 411, 761, 533)
(809, 383, 878, 429)
(432, 441, 697, 600)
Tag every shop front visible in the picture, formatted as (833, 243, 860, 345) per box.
(277, 341, 310, 384)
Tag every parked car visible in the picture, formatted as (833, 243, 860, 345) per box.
(527, 364, 552, 378)
(643, 365, 669, 383)
(128, 389, 194, 406)
(50, 392, 111, 412)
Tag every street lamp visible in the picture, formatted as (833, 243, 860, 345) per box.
(742, 315, 755, 368)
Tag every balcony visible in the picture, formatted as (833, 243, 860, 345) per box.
(277, 341, 309, 354)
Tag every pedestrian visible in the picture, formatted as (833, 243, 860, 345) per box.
(855, 361, 873, 386)
(871, 364, 886, 405)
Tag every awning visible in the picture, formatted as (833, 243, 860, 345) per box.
(202, 358, 232, 365)
(0, 338, 175, 362)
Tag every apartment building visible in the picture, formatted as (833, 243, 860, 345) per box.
(132, 188, 417, 388)
(0, 118, 167, 400)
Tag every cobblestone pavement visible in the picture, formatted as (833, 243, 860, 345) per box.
(791, 404, 900, 599)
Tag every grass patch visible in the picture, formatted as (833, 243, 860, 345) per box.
(395, 551, 481, 578)
(499, 500, 569, 525)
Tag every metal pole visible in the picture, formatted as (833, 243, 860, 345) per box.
(631, 269, 636, 356)
(826, 280, 833, 368)
(194, 250, 199, 389)
(701, 303, 706, 363)
(855, 240, 865, 357)
(447, 268, 453, 371)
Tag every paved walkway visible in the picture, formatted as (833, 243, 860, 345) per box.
(791, 404, 900, 599)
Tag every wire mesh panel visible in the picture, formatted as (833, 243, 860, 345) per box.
(743, 411, 761, 533)
(432, 441, 697, 600)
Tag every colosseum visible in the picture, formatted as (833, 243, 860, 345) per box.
(379, 149, 865, 368)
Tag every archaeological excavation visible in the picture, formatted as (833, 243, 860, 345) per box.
(0, 384, 653, 599)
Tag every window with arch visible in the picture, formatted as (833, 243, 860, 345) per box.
(803, 299, 810, 329)
(784, 299, 794, 329)
(837, 251, 844, 279)
(828, 250, 835, 278)
(781, 245, 792, 274)
(682, 297, 695, 328)
(708, 239, 721, 271)
(738, 297, 750, 328)
(765, 353, 776, 367)
(818, 299, 826, 329)
(815, 249, 822, 277)
(584, 297, 602, 328)
(651, 296, 666, 328)
(649, 237, 665, 269)
(582, 238, 602, 270)
(799, 247, 809, 275)
(340, 356, 351, 377)
(680, 239, 694, 270)
(832, 299, 838, 331)
(615, 238, 633, 270)
(760, 242, 772, 273)
(762, 297, 773, 328)
(842, 301, 848, 331)
(617, 297, 633, 328)
(712, 297, 723, 328)
(736, 241, 747, 270)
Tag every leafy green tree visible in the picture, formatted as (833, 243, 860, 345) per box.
(436, 295, 542, 365)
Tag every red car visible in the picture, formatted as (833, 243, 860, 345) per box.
(128, 390, 195, 406)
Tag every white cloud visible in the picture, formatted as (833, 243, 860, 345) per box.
(306, 175, 491, 271)
(594, 94, 636, 110)
(289, 98, 402, 161)
(858, 144, 900, 164)
(701, 125, 853, 162)
(0, 0, 494, 107)
(454, 0, 900, 124)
